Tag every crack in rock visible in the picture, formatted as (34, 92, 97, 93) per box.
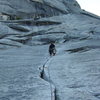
(39, 58, 57, 100)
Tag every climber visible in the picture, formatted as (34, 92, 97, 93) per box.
(49, 42, 56, 56)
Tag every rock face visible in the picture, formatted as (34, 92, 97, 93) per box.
(0, 0, 100, 100)
(0, 0, 81, 19)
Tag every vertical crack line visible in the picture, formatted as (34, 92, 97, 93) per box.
(47, 64, 54, 100)
(39, 57, 57, 100)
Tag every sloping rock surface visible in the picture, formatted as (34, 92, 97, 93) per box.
(0, 0, 81, 18)
(0, 0, 100, 100)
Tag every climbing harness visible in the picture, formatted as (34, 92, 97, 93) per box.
(49, 48, 56, 56)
